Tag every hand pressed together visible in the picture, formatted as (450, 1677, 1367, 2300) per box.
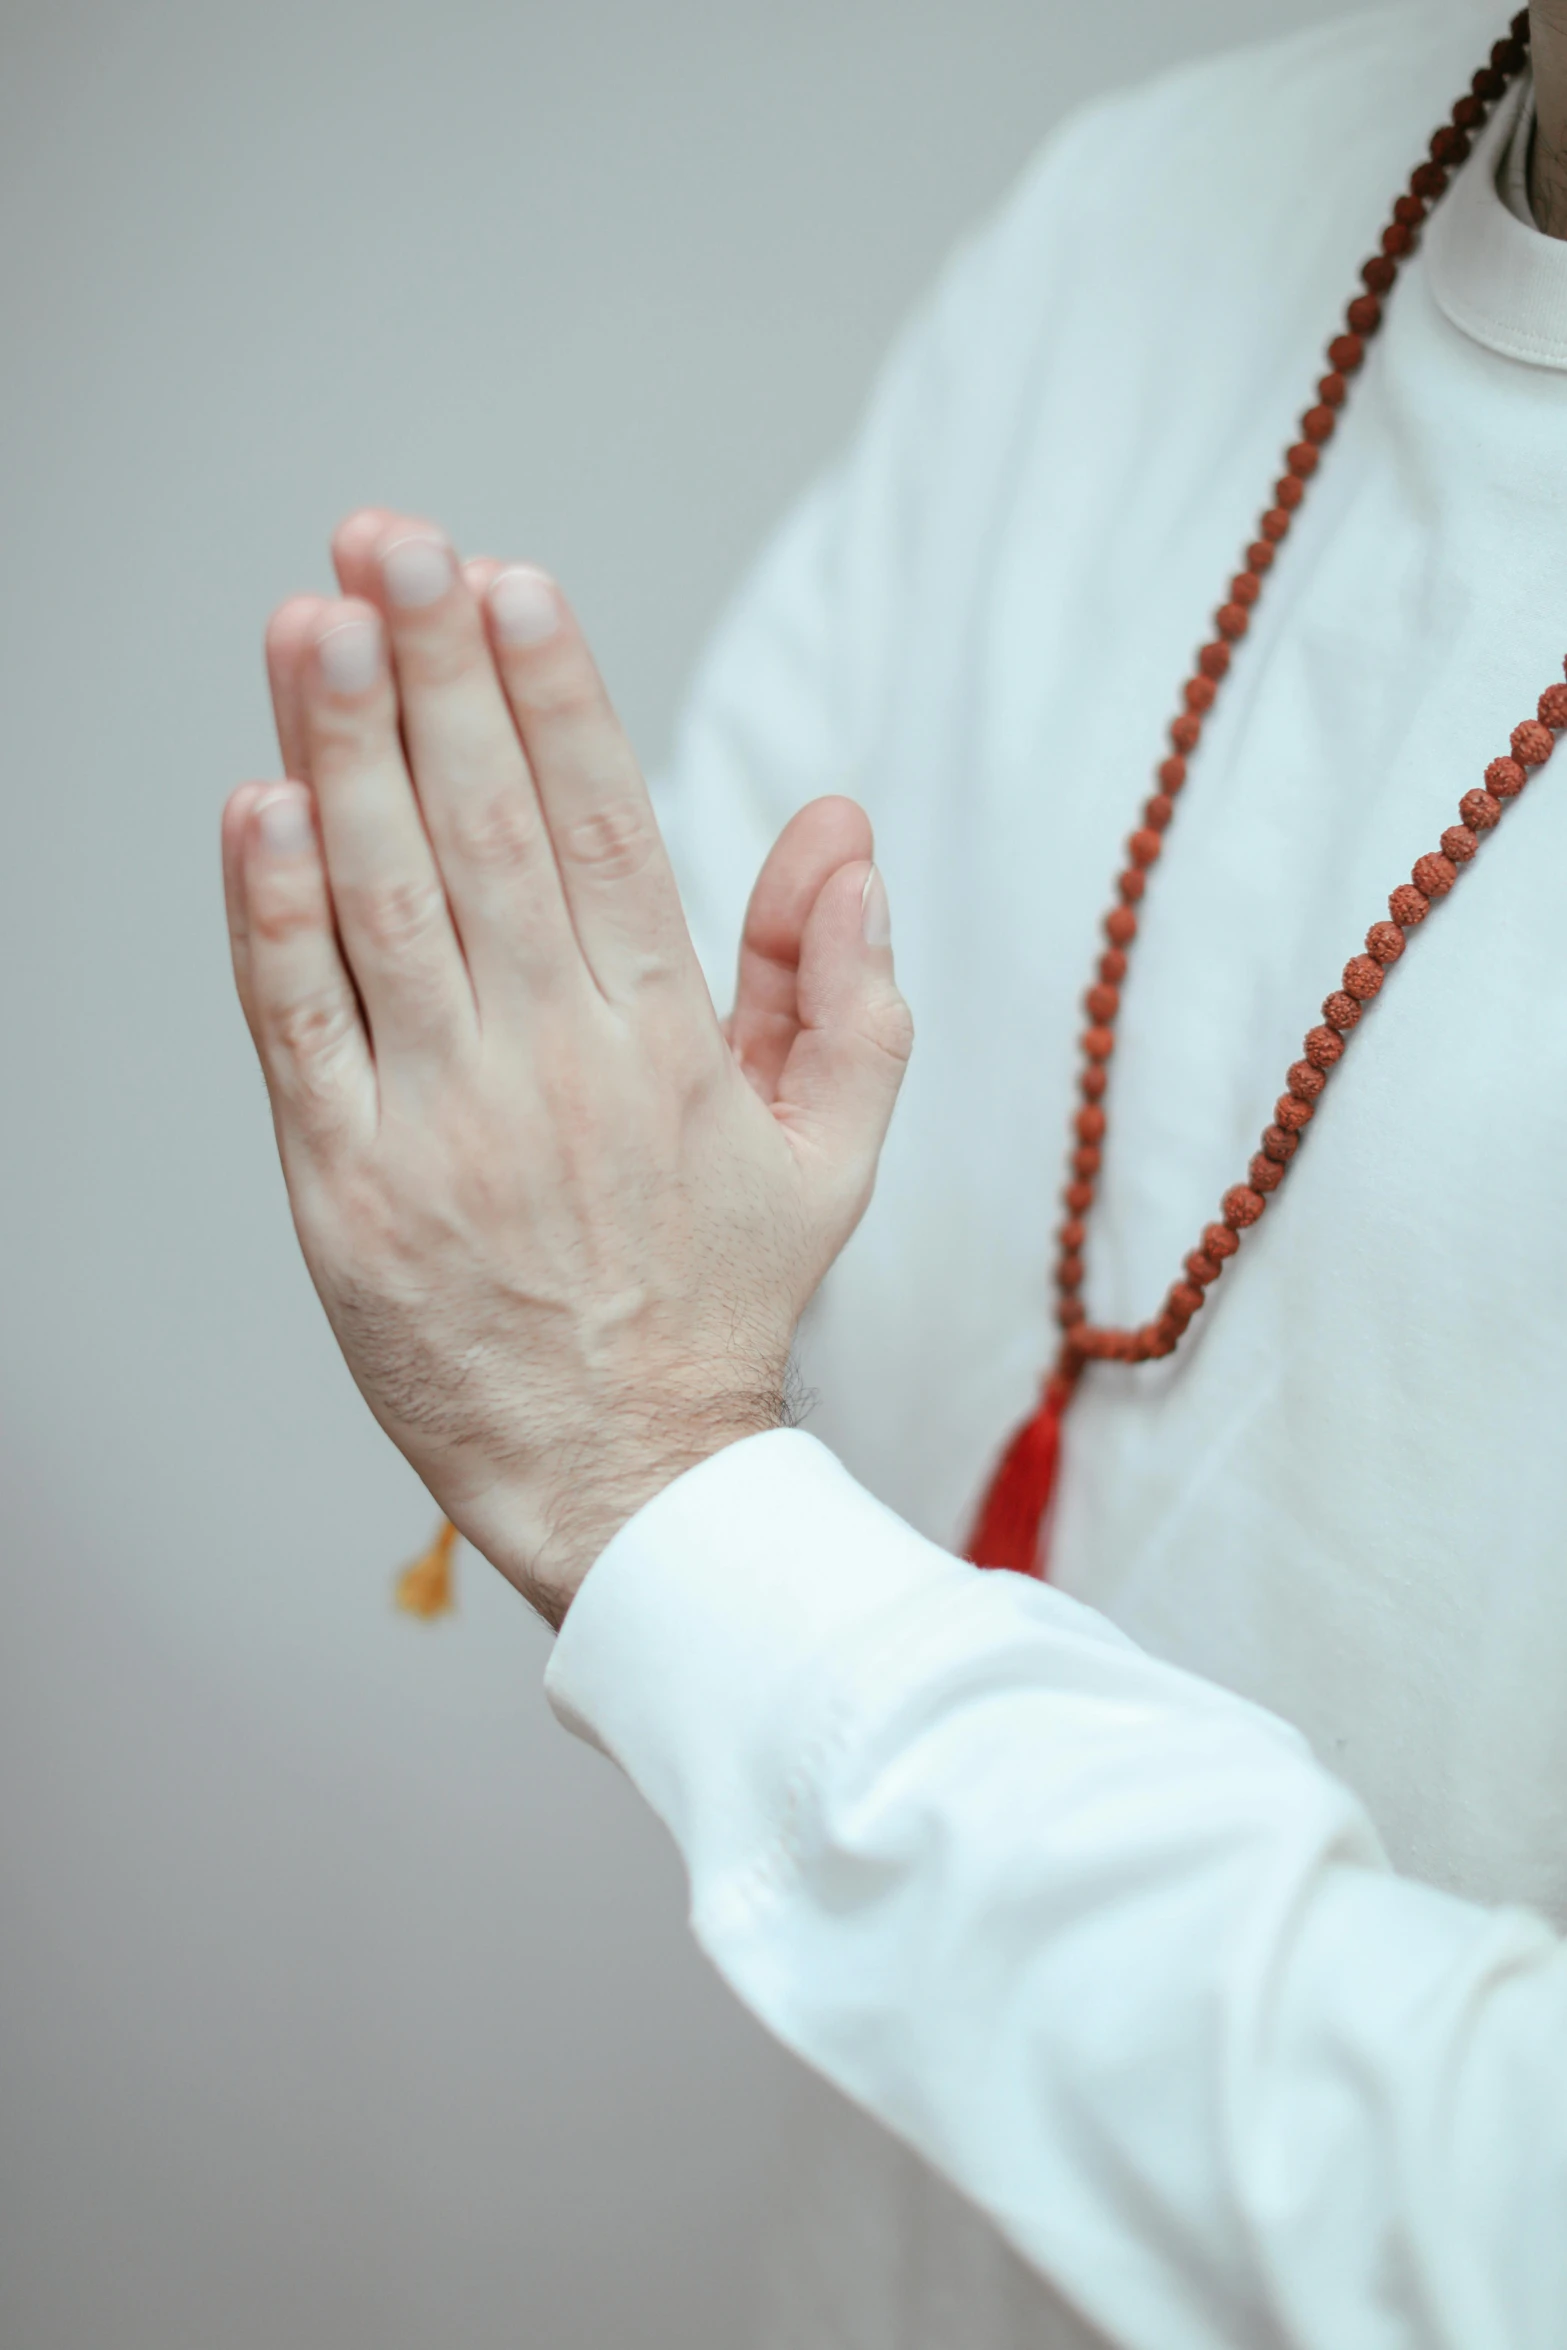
(222, 508, 913, 1623)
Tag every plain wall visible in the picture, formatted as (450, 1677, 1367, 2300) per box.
(1, 2, 1357, 2342)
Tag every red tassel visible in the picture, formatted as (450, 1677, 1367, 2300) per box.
(964, 1374, 1072, 1578)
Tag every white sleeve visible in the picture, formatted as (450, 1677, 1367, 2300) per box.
(545, 1429, 1567, 2350)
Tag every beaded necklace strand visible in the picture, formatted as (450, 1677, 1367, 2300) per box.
(965, 11, 1564, 1577)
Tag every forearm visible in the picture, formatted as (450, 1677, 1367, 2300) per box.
(547, 1431, 1567, 2350)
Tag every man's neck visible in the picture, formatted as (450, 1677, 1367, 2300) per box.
(1529, 4, 1567, 234)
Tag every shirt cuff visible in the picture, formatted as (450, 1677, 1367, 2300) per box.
(543, 1427, 980, 1889)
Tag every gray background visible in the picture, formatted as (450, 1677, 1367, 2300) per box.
(1, 1, 1355, 2342)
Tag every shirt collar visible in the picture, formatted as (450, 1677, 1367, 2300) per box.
(1426, 66, 1567, 369)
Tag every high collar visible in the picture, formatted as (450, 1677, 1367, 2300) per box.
(1426, 65, 1567, 369)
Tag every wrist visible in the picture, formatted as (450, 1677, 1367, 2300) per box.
(488, 1381, 800, 1629)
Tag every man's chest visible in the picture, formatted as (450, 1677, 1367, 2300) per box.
(799, 298, 1567, 1915)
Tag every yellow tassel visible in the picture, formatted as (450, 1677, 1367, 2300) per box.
(394, 1519, 458, 1619)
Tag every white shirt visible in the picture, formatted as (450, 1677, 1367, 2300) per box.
(547, 7, 1567, 2342)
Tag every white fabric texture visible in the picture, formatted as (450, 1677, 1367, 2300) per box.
(558, 5, 1567, 2342)
(546, 1429, 1567, 2350)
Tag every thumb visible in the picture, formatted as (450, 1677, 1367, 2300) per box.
(775, 858, 914, 1232)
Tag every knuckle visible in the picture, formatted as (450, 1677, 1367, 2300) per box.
(251, 889, 324, 949)
(561, 799, 655, 883)
(342, 872, 449, 957)
(448, 788, 541, 878)
(267, 986, 361, 1081)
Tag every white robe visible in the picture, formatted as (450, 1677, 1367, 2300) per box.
(616, 3, 1567, 2339)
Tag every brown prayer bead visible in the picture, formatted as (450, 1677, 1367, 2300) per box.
(1412, 852, 1457, 898)
(1004, 29, 1557, 1510)
(1459, 788, 1500, 830)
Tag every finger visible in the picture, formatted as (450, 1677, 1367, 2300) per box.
(730, 797, 874, 1101)
(352, 517, 578, 1000)
(462, 556, 505, 601)
(775, 860, 914, 1233)
(330, 505, 409, 602)
(265, 595, 331, 783)
(222, 779, 271, 1013)
(299, 597, 475, 1060)
(240, 784, 376, 1151)
(483, 565, 708, 1010)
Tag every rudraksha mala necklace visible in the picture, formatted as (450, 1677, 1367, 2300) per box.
(965, 11, 1565, 1579)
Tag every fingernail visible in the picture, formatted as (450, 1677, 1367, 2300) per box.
(382, 535, 453, 610)
(317, 617, 382, 695)
(490, 566, 559, 647)
(257, 788, 314, 856)
(861, 864, 891, 948)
